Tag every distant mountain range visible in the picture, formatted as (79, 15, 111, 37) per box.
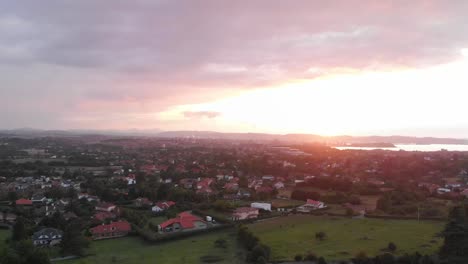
(1, 128, 467, 145)
(156, 131, 468, 145)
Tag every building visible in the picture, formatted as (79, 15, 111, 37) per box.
(152, 201, 176, 213)
(94, 211, 117, 222)
(32, 228, 63, 246)
(274, 181, 285, 189)
(90, 221, 131, 240)
(251, 202, 272, 211)
(134, 197, 153, 207)
(158, 212, 208, 233)
(232, 207, 259, 221)
(95, 202, 116, 212)
(16, 198, 33, 206)
(31, 194, 47, 204)
(297, 199, 326, 213)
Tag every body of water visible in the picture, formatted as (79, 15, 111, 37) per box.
(335, 144, 468, 152)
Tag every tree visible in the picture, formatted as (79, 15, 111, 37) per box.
(318, 256, 327, 264)
(440, 205, 468, 263)
(214, 238, 227, 249)
(315, 231, 326, 241)
(12, 217, 28, 242)
(304, 252, 317, 261)
(294, 254, 303, 261)
(7, 192, 17, 203)
(239, 176, 248, 188)
(388, 242, 397, 252)
(61, 221, 89, 256)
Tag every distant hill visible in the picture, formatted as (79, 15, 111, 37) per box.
(155, 131, 468, 145)
(1, 129, 467, 145)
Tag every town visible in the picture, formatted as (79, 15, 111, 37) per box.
(1, 135, 467, 263)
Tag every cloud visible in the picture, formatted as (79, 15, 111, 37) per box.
(183, 111, 221, 119)
(0, 1, 468, 130)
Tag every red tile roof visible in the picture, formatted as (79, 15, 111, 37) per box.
(90, 221, 131, 235)
(234, 207, 259, 214)
(16, 198, 33, 205)
(159, 212, 204, 229)
(306, 199, 323, 206)
(94, 211, 116, 222)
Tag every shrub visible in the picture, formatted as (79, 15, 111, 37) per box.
(304, 252, 317, 261)
(294, 254, 303, 261)
(315, 231, 327, 241)
(388, 242, 397, 252)
(318, 256, 327, 264)
(214, 238, 227, 249)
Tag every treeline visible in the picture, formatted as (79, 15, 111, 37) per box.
(237, 225, 271, 263)
(376, 190, 444, 217)
(291, 189, 361, 205)
(351, 252, 436, 264)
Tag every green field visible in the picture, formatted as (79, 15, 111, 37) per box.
(64, 229, 245, 264)
(249, 215, 444, 261)
(0, 229, 10, 251)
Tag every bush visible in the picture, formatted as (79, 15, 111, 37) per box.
(214, 238, 227, 249)
(294, 254, 303, 261)
(304, 252, 317, 261)
(199, 255, 225, 263)
(318, 256, 327, 264)
(315, 231, 326, 241)
(388, 242, 397, 252)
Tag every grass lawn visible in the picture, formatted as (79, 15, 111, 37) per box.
(0, 229, 10, 251)
(64, 229, 245, 264)
(148, 216, 167, 226)
(249, 215, 444, 261)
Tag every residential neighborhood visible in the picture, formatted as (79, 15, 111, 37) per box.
(0, 135, 467, 263)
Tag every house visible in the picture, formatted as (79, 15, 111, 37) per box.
(31, 194, 47, 204)
(262, 175, 275, 181)
(63, 212, 78, 221)
(437, 188, 451, 194)
(196, 178, 214, 190)
(94, 211, 117, 222)
(1, 212, 17, 223)
(59, 198, 71, 206)
(197, 186, 214, 195)
(179, 178, 197, 189)
(158, 212, 208, 233)
(274, 181, 285, 189)
(343, 203, 367, 215)
(224, 182, 239, 192)
(232, 207, 259, 221)
(237, 189, 251, 198)
(134, 197, 153, 207)
(461, 189, 468, 198)
(90, 221, 131, 240)
(32, 228, 63, 246)
(255, 186, 273, 194)
(125, 174, 136, 185)
(152, 201, 176, 213)
(251, 202, 272, 211)
(297, 200, 326, 213)
(16, 198, 33, 206)
(96, 202, 116, 212)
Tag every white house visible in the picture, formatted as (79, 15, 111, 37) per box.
(251, 202, 272, 211)
(274, 181, 285, 189)
(296, 200, 326, 213)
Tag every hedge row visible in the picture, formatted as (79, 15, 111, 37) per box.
(133, 224, 233, 244)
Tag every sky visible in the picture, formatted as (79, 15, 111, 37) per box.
(1, 1, 468, 137)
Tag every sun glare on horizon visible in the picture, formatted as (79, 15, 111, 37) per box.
(159, 58, 468, 136)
